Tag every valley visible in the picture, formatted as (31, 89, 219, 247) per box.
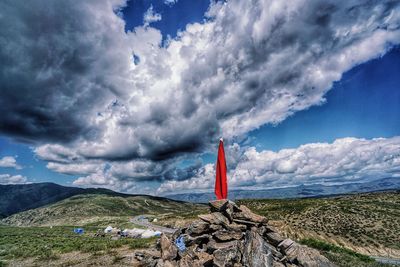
(0, 188, 399, 267)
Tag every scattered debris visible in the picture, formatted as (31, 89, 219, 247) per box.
(102, 226, 161, 239)
(134, 200, 336, 266)
(104, 226, 113, 233)
(73, 228, 84, 234)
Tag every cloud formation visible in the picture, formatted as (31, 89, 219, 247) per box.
(164, 0, 178, 6)
(0, 156, 22, 169)
(0, 174, 27, 184)
(143, 5, 162, 26)
(0, 0, 400, 192)
(158, 137, 400, 194)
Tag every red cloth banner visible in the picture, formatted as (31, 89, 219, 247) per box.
(215, 139, 228, 200)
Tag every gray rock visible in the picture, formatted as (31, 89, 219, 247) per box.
(284, 243, 336, 267)
(209, 224, 223, 231)
(187, 220, 210, 235)
(272, 262, 286, 267)
(264, 225, 279, 233)
(213, 229, 243, 241)
(195, 251, 213, 266)
(263, 240, 283, 258)
(135, 252, 160, 267)
(242, 230, 274, 267)
(135, 203, 336, 267)
(265, 232, 285, 247)
(185, 234, 209, 246)
(198, 212, 229, 227)
(163, 260, 178, 267)
(233, 205, 268, 224)
(233, 218, 258, 226)
(160, 234, 178, 261)
(226, 223, 247, 232)
(225, 206, 234, 222)
(213, 241, 242, 267)
(179, 254, 194, 267)
(206, 239, 239, 253)
(209, 200, 230, 211)
(277, 238, 295, 252)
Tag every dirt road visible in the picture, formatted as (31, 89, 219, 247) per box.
(130, 215, 176, 234)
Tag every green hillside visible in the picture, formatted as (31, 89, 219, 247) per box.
(237, 191, 400, 258)
(0, 183, 123, 218)
(1, 194, 207, 227)
(1, 191, 399, 266)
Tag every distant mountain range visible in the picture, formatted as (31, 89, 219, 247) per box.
(0, 182, 195, 219)
(1, 177, 399, 218)
(166, 177, 400, 203)
(0, 183, 122, 218)
(1, 191, 206, 227)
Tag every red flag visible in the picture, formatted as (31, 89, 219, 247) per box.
(215, 139, 228, 200)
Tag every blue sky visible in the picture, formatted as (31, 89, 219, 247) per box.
(0, 0, 399, 194)
(248, 46, 400, 152)
(122, 0, 210, 38)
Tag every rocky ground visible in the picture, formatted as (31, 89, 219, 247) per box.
(133, 200, 336, 267)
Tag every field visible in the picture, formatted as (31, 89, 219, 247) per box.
(237, 190, 400, 258)
(0, 226, 156, 266)
(1, 194, 207, 227)
(1, 191, 399, 266)
(0, 194, 207, 266)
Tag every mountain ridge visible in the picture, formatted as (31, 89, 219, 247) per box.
(166, 177, 400, 203)
(0, 182, 186, 218)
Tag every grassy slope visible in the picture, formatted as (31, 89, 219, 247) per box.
(300, 238, 393, 267)
(1, 191, 399, 267)
(1, 194, 207, 227)
(0, 194, 207, 266)
(237, 191, 400, 258)
(0, 225, 156, 266)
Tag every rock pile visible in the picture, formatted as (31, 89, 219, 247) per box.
(134, 200, 336, 267)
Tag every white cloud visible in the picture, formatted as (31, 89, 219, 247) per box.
(46, 162, 103, 176)
(56, 0, 400, 163)
(164, 0, 178, 6)
(73, 169, 149, 193)
(1, 0, 400, 193)
(157, 137, 400, 194)
(143, 5, 162, 26)
(0, 156, 22, 169)
(0, 174, 27, 184)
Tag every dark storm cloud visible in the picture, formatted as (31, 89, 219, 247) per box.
(0, 0, 129, 143)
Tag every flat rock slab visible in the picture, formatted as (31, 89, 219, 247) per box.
(278, 238, 295, 252)
(233, 219, 258, 226)
(207, 239, 239, 252)
(185, 233, 210, 246)
(187, 220, 210, 235)
(265, 232, 285, 247)
(226, 223, 247, 232)
(213, 229, 243, 241)
(233, 205, 268, 224)
(198, 212, 229, 226)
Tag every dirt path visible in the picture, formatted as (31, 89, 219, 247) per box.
(130, 215, 176, 234)
(372, 256, 400, 265)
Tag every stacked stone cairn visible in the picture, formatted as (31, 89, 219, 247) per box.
(134, 199, 336, 267)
